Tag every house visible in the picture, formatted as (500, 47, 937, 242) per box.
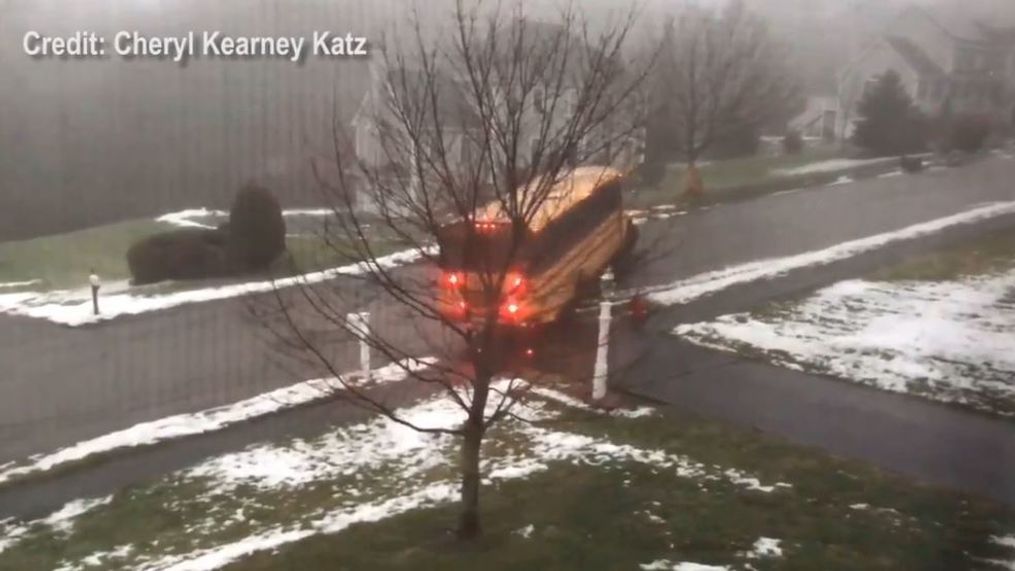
(349, 20, 644, 214)
(833, 5, 1015, 140)
(787, 95, 840, 141)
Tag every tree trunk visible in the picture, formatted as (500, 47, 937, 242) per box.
(684, 162, 704, 197)
(457, 419, 483, 540)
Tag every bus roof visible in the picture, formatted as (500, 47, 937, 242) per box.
(476, 166, 623, 233)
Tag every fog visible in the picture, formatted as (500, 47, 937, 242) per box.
(2, 0, 1014, 240)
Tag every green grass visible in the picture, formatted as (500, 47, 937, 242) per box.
(870, 225, 1015, 282)
(0, 218, 407, 294)
(0, 219, 171, 290)
(227, 410, 1015, 571)
(5, 391, 1010, 571)
(630, 146, 868, 209)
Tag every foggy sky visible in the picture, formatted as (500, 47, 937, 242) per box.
(2, 0, 1015, 240)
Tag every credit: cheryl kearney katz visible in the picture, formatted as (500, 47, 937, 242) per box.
(23, 31, 370, 63)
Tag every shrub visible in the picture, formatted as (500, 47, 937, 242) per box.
(637, 160, 667, 186)
(900, 155, 925, 173)
(852, 70, 928, 156)
(710, 122, 760, 160)
(782, 130, 804, 155)
(127, 229, 230, 285)
(949, 115, 991, 153)
(227, 185, 286, 271)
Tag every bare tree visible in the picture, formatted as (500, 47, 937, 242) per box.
(657, 1, 801, 178)
(256, 0, 654, 540)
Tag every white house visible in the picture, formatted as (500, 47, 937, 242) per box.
(349, 19, 644, 214)
(831, 5, 1015, 140)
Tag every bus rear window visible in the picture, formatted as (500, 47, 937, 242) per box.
(437, 221, 531, 272)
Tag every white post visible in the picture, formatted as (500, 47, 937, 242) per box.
(349, 311, 372, 383)
(89, 272, 101, 316)
(592, 270, 615, 401)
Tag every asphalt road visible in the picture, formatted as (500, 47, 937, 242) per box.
(1, 155, 1014, 510)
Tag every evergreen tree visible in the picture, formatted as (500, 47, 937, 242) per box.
(852, 70, 927, 156)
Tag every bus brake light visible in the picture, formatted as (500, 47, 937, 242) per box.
(442, 271, 464, 289)
(505, 272, 526, 293)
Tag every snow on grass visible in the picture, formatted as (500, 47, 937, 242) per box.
(772, 157, 893, 177)
(143, 482, 461, 571)
(0, 279, 41, 289)
(0, 246, 428, 326)
(150, 410, 787, 571)
(676, 268, 1015, 416)
(156, 208, 227, 230)
(515, 524, 535, 539)
(2, 380, 786, 570)
(642, 201, 1015, 307)
(640, 561, 730, 571)
(525, 385, 655, 418)
(157, 208, 337, 230)
(987, 535, 1015, 570)
(0, 496, 111, 554)
(0, 357, 435, 485)
(745, 537, 783, 558)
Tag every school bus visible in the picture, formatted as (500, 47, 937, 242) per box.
(436, 166, 635, 326)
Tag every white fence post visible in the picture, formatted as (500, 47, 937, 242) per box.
(348, 311, 372, 383)
(592, 270, 615, 401)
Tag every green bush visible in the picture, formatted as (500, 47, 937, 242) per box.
(227, 185, 286, 271)
(127, 229, 230, 285)
(852, 71, 928, 156)
(782, 131, 804, 155)
(948, 115, 991, 153)
(125, 185, 286, 284)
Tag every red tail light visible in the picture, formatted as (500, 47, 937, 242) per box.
(442, 271, 465, 289)
(505, 272, 526, 294)
(500, 298, 527, 322)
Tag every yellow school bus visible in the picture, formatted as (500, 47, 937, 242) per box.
(436, 166, 635, 326)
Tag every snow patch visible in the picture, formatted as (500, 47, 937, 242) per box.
(773, 157, 892, 177)
(676, 269, 1015, 415)
(526, 385, 655, 418)
(156, 208, 227, 230)
(745, 537, 783, 558)
(640, 561, 730, 571)
(0, 247, 429, 326)
(145, 483, 459, 571)
(515, 524, 535, 539)
(0, 279, 41, 289)
(0, 357, 435, 485)
(0, 496, 111, 554)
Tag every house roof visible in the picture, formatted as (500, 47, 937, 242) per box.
(884, 35, 945, 76)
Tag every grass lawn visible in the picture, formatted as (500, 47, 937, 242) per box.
(1, 388, 1012, 571)
(630, 146, 867, 210)
(0, 219, 172, 291)
(870, 225, 1015, 282)
(0, 214, 405, 294)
